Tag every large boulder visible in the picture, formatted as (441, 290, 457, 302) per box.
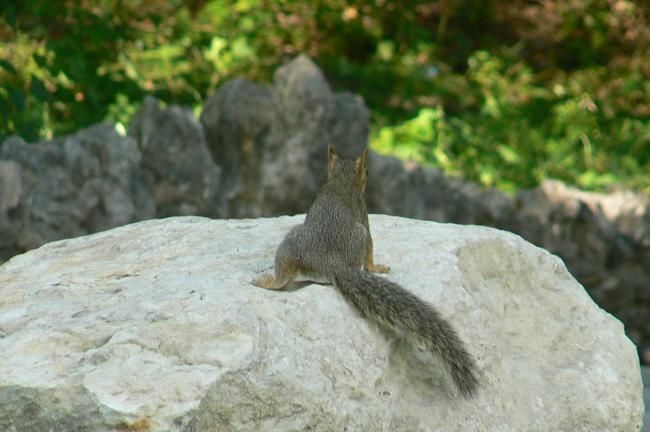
(0, 215, 643, 431)
(0, 123, 154, 262)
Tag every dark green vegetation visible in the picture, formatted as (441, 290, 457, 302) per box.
(1, 0, 648, 192)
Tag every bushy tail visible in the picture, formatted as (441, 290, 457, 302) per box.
(331, 268, 478, 397)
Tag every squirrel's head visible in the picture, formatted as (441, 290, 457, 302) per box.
(327, 144, 368, 192)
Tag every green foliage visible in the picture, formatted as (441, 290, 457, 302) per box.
(373, 50, 650, 192)
(1, 0, 648, 192)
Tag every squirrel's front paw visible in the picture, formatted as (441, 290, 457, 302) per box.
(367, 263, 390, 273)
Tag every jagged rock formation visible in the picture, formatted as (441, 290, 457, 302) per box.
(128, 96, 226, 218)
(0, 123, 154, 261)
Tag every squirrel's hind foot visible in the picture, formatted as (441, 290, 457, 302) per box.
(366, 263, 390, 273)
(252, 274, 288, 290)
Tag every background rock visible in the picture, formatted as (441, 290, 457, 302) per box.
(0, 123, 154, 262)
(199, 55, 369, 217)
(129, 96, 225, 217)
(0, 216, 643, 431)
(199, 78, 274, 218)
(365, 153, 513, 225)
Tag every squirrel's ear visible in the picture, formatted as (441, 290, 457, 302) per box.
(360, 147, 369, 164)
(356, 147, 369, 169)
(328, 144, 338, 165)
(328, 144, 338, 160)
(356, 147, 369, 188)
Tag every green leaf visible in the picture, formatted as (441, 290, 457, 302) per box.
(0, 59, 17, 75)
(0, 90, 9, 114)
(31, 76, 49, 101)
(2, 3, 17, 29)
(497, 145, 521, 164)
(33, 53, 48, 68)
(8, 88, 25, 111)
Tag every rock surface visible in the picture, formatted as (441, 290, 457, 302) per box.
(0, 215, 643, 431)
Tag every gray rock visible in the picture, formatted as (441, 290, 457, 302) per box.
(0, 215, 643, 431)
(0, 124, 155, 262)
(561, 183, 650, 245)
(200, 78, 274, 217)
(200, 55, 370, 217)
(366, 152, 513, 225)
(259, 55, 335, 215)
(129, 96, 225, 217)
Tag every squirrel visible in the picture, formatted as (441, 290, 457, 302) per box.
(253, 145, 478, 397)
